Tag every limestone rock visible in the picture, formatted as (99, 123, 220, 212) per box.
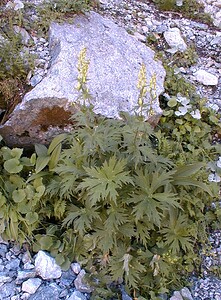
(0, 275, 12, 285)
(22, 278, 42, 294)
(194, 69, 219, 85)
(28, 284, 60, 300)
(169, 291, 183, 300)
(180, 287, 193, 300)
(74, 270, 93, 293)
(169, 288, 193, 300)
(5, 258, 20, 270)
(67, 291, 87, 300)
(164, 27, 187, 52)
(0, 282, 17, 299)
(71, 262, 81, 274)
(16, 270, 37, 284)
(35, 251, 62, 280)
(0, 12, 165, 148)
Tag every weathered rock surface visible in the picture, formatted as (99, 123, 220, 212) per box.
(193, 69, 219, 85)
(22, 278, 42, 294)
(74, 270, 93, 293)
(163, 27, 187, 52)
(0, 11, 165, 148)
(35, 250, 62, 280)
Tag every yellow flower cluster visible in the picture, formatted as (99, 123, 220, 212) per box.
(76, 47, 90, 91)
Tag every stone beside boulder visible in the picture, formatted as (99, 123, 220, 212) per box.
(163, 27, 187, 53)
(35, 250, 62, 280)
(0, 11, 165, 148)
(193, 69, 219, 85)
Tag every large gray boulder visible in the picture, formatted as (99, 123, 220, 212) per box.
(0, 12, 166, 148)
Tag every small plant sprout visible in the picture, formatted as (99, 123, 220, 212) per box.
(137, 63, 147, 117)
(137, 63, 157, 118)
(148, 72, 157, 117)
(76, 47, 91, 104)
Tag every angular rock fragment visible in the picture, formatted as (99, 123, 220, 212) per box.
(74, 270, 93, 293)
(35, 250, 62, 280)
(22, 278, 42, 294)
(164, 27, 187, 52)
(193, 69, 219, 85)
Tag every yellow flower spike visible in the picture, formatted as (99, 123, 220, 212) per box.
(76, 47, 91, 105)
(136, 64, 158, 118)
(138, 97, 143, 107)
(137, 63, 147, 90)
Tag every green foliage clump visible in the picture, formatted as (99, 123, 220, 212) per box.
(170, 46, 198, 68)
(0, 46, 220, 299)
(0, 4, 35, 116)
(163, 65, 197, 98)
(146, 36, 199, 100)
(0, 97, 220, 298)
(153, 0, 212, 25)
(0, 2, 34, 81)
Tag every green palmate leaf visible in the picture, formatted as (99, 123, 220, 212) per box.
(132, 168, 173, 195)
(62, 204, 100, 236)
(150, 170, 175, 193)
(4, 158, 23, 174)
(58, 174, 79, 198)
(131, 195, 163, 227)
(78, 156, 133, 205)
(93, 228, 117, 253)
(160, 209, 194, 254)
(136, 221, 150, 246)
(12, 189, 26, 203)
(118, 222, 136, 239)
(153, 193, 181, 209)
(48, 133, 67, 155)
(104, 207, 129, 231)
(128, 168, 179, 226)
